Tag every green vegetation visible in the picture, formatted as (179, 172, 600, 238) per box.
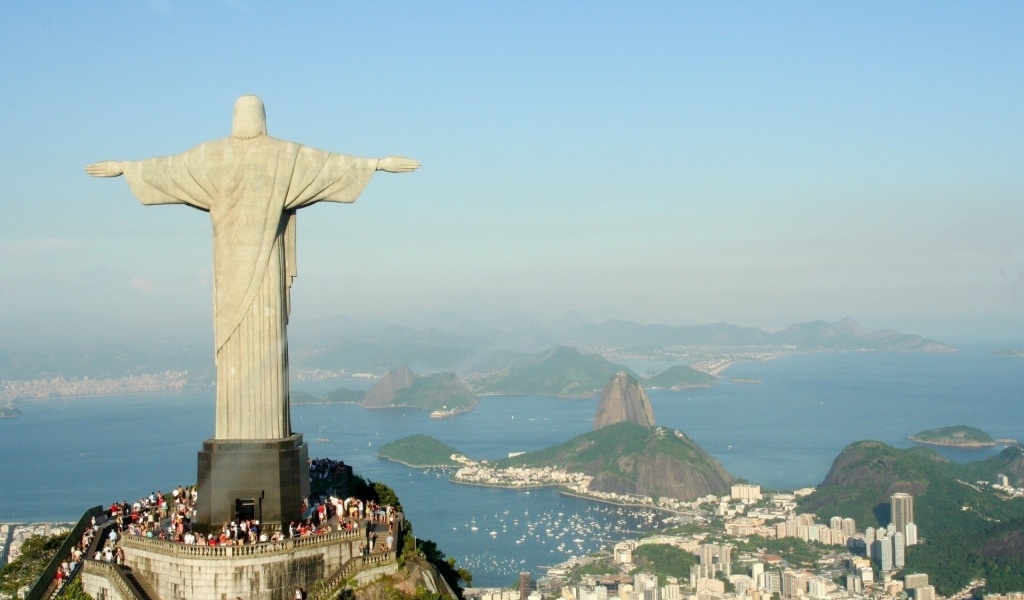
(331, 479, 469, 599)
(733, 536, 827, 569)
(570, 560, 619, 582)
(910, 425, 996, 447)
(801, 442, 1021, 530)
(800, 440, 1024, 595)
(500, 422, 717, 478)
(644, 365, 716, 389)
(407, 539, 472, 598)
(59, 578, 92, 600)
(479, 346, 639, 397)
(631, 544, 698, 584)
(392, 373, 477, 411)
(959, 445, 1024, 487)
(903, 520, 1024, 596)
(0, 405, 21, 418)
(323, 387, 366, 404)
(0, 532, 65, 598)
(378, 435, 463, 467)
(291, 387, 365, 405)
(496, 421, 734, 500)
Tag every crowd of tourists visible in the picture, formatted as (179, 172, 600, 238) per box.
(51, 458, 398, 591)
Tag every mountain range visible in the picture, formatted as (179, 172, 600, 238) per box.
(0, 315, 953, 380)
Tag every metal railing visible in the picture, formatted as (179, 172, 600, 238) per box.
(314, 551, 397, 600)
(24, 506, 105, 600)
(120, 526, 364, 559)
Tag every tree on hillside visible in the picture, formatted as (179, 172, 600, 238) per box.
(0, 532, 66, 598)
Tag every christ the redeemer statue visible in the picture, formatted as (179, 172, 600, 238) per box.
(86, 95, 419, 441)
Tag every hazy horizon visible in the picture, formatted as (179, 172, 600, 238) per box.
(1, 3, 1021, 350)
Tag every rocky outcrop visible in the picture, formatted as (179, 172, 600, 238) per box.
(352, 555, 458, 600)
(594, 372, 655, 430)
(504, 421, 735, 502)
(586, 427, 736, 501)
(361, 367, 415, 408)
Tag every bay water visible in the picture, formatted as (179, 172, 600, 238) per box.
(1, 346, 1021, 585)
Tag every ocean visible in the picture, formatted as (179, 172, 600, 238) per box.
(1, 346, 1021, 586)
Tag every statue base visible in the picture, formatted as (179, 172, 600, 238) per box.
(194, 434, 310, 533)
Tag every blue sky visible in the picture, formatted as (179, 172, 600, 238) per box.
(1, 2, 1022, 346)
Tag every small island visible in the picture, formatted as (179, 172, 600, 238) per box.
(909, 425, 1005, 447)
(377, 434, 464, 468)
(991, 349, 1024, 358)
(0, 404, 21, 418)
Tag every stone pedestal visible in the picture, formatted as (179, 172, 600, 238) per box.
(195, 434, 310, 533)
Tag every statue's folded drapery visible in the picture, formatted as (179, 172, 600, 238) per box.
(122, 137, 376, 439)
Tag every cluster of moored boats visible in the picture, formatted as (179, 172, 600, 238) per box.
(456, 503, 665, 570)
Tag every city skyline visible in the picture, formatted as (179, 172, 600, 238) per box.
(1, 3, 1022, 348)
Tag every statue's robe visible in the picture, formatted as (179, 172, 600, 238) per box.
(123, 136, 376, 439)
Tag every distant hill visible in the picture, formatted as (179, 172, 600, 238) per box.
(290, 387, 365, 405)
(378, 435, 462, 467)
(2, 314, 953, 382)
(393, 373, 477, 412)
(910, 425, 997, 447)
(478, 346, 639, 397)
(323, 387, 366, 404)
(800, 441, 1022, 529)
(557, 317, 954, 352)
(0, 344, 214, 382)
(799, 441, 1024, 595)
(362, 367, 417, 408)
(644, 365, 717, 389)
(362, 368, 477, 413)
(497, 421, 735, 501)
(959, 445, 1024, 488)
(593, 372, 655, 430)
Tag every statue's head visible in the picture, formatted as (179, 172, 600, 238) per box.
(232, 95, 267, 139)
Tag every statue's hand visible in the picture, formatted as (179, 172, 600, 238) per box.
(85, 161, 124, 177)
(377, 156, 420, 173)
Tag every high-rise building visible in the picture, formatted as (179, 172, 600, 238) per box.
(519, 571, 531, 600)
(905, 522, 918, 546)
(732, 484, 763, 502)
(782, 570, 805, 599)
(846, 573, 862, 593)
(912, 585, 936, 600)
(842, 518, 857, 538)
(875, 535, 893, 572)
(807, 578, 830, 599)
(904, 574, 929, 589)
(893, 532, 906, 568)
(891, 493, 914, 535)
(751, 562, 764, 587)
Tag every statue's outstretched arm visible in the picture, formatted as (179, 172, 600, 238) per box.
(85, 161, 124, 178)
(376, 156, 420, 173)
